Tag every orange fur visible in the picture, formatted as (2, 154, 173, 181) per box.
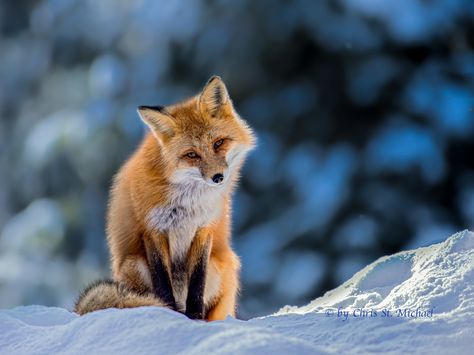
(103, 76, 255, 320)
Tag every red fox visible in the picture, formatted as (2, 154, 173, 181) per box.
(75, 76, 255, 321)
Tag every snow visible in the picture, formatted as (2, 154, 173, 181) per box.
(1, 230, 473, 354)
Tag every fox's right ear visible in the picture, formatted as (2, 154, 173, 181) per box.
(199, 76, 232, 118)
(137, 106, 175, 142)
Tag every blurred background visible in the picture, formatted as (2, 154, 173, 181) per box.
(0, 0, 473, 319)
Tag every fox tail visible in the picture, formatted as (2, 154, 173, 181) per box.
(74, 280, 165, 315)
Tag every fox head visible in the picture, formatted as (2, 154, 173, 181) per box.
(137, 76, 256, 187)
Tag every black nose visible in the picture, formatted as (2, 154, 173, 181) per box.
(212, 173, 224, 184)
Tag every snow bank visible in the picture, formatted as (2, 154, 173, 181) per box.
(1, 231, 473, 354)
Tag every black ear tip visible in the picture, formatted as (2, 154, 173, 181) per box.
(207, 75, 222, 84)
(138, 105, 166, 112)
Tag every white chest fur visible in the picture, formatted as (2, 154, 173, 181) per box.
(146, 179, 224, 260)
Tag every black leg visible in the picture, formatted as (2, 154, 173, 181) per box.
(185, 243, 210, 320)
(145, 237, 177, 310)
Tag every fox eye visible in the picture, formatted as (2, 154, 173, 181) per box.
(213, 139, 225, 150)
(185, 151, 199, 159)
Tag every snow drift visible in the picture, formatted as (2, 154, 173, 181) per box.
(1, 230, 473, 354)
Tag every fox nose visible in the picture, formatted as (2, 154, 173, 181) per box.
(212, 173, 224, 184)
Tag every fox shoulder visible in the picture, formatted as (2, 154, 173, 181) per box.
(74, 280, 165, 315)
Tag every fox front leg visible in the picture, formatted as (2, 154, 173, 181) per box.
(185, 228, 212, 320)
(144, 233, 177, 311)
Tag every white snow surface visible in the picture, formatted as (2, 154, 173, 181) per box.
(1, 230, 473, 354)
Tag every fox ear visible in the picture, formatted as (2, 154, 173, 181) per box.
(137, 106, 175, 141)
(198, 76, 232, 117)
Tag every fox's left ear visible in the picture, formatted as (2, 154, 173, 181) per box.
(137, 105, 176, 143)
(198, 75, 233, 117)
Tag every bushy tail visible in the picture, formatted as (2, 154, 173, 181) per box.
(74, 280, 166, 315)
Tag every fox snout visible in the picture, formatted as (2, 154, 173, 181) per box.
(204, 168, 226, 186)
(199, 155, 228, 186)
(211, 173, 224, 184)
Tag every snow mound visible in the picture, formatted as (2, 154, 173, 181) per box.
(278, 229, 474, 315)
(1, 231, 473, 354)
